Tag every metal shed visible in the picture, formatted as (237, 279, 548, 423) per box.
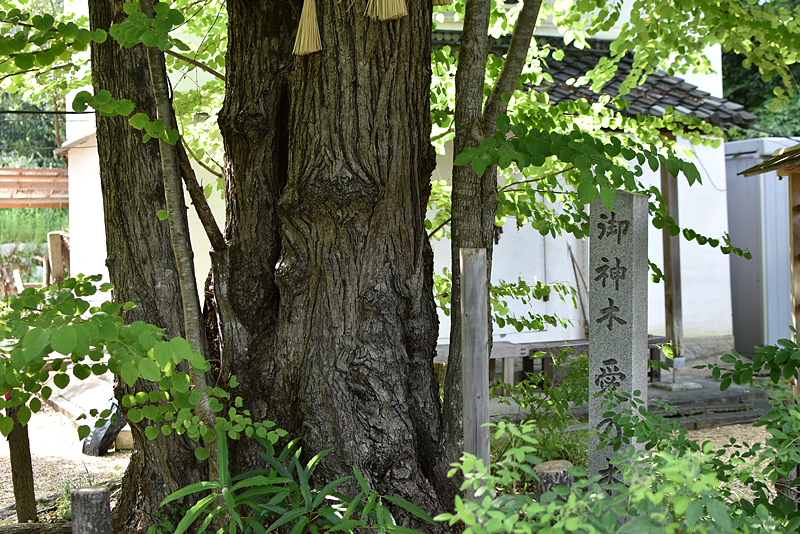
(727, 138, 799, 357)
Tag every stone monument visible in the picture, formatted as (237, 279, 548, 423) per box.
(588, 191, 648, 486)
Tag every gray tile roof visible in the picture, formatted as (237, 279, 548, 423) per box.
(431, 32, 758, 128)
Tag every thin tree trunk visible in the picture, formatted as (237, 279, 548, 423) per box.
(437, 0, 493, 501)
(88, 2, 208, 532)
(138, 0, 217, 479)
(6, 407, 37, 523)
(437, 0, 543, 500)
(217, 0, 445, 527)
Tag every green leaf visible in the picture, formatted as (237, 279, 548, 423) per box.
(471, 157, 488, 178)
(453, 151, 472, 167)
(599, 187, 616, 213)
(23, 327, 50, 362)
(170, 337, 194, 363)
(93, 89, 113, 105)
(161, 480, 219, 507)
(129, 113, 149, 130)
(166, 8, 185, 25)
(218, 429, 231, 486)
(157, 209, 168, 220)
(145, 426, 159, 440)
(78, 425, 91, 440)
(14, 53, 35, 70)
(120, 362, 140, 387)
(383, 495, 435, 524)
(171, 372, 190, 393)
(15, 405, 30, 426)
(138, 358, 162, 382)
(577, 181, 598, 204)
(353, 467, 370, 493)
(0, 416, 13, 437)
(173, 493, 218, 534)
(153, 341, 172, 367)
(50, 325, 78, 355)
(266, 509, 309, 534)
(30, 397, 41, 413)
(53, 373, 70, 389)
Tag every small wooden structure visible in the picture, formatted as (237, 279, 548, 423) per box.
(741, 144, 800, 332)
(44, 231, 70, 285)
(0, 168, 68, 209)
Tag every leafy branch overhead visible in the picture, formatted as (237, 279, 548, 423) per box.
(452, 113, 751, 260)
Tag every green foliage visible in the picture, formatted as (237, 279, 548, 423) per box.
(453, 112, 750, 260)
(158, 428, 433, 534)
(0, 277, 276, 455)
(0, 208, 67, 243)
(433, 267, 575, 333)
(492, 350, 589, 471)
(0, 92, 65, 168)
(438, 434, 787, 533)
(108, 1, 189, 53)
(494, 350, 588, 432)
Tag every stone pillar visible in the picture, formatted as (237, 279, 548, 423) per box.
(588, 192, 648, 486)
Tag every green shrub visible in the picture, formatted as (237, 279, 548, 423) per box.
(158, 428, 434, 534)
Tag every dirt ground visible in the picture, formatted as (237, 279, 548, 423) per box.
(0, 403, 130, 515)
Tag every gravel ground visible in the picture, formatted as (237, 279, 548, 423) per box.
(0, 403, 130, 517)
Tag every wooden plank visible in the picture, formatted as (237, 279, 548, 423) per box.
(48, 232, 65, 284)
(460, 248, 490, 478)
(661, 165, 683, 357)
(0, 200, 68, 208)
(792, 174, 800, 333)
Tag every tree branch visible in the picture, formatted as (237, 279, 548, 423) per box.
(428, 217, 451, 239)
(481, 0, 543, 135)
(165, 49, 225, 81)
(175, 137, 227, 252)
(182, 138, 223, 178)
(498, 166, 574, 192)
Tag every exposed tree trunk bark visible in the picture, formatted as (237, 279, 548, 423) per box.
(216, 0, 445, 527)
(6, 406, 37, 524)
(88, 2, 208, 532)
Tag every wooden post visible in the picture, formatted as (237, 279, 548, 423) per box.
(42, 256, 51, 288)
(7, 406, 37, 523)
(460, 248, 490, 478)
(661, 165, 683, 365)
(48, 233, 65, 284)
(534, 460, 574, 499)
(70, 487, 112, 534)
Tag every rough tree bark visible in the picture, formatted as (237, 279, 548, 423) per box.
(88, 2, 208, 532)
(214, 0, 446, 526)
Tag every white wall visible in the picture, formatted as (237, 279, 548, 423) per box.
(641, 140, 732, 339)
(431, 142, 587, 345)
(66, 134, 226, 302)
(67, 135, 107, 284)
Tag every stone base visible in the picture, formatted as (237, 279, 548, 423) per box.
(680, 335, 734, 362)
(651, 381, 703, 391)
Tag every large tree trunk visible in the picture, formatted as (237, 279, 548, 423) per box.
(216, 0, 446, 526)
(88, 2, 208, 532)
